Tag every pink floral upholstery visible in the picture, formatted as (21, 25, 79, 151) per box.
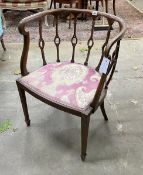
(20, 62, 101, 110)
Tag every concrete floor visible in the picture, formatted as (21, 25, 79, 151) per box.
(127, 0, 143, 13)
(0, 39, 143, 175)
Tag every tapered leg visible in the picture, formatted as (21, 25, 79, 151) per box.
(54, 1, 56, 9)
(17, 83, 30, 126)
(44, 6, 49, 27)
(49, 0, 53, 9)
(53, 1, 56, 27)
(69, 3, 72, 29)
(113, 0, 116, 15)
(1, 39, 6, 51)
(81, 116, 90, 161)
(96, 1, 99, 11)
(105, 0, 108, 13)
(59, 3, 62, 8)
(100, 101, 108, 121)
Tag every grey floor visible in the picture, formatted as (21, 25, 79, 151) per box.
(0, 39, 143, 175)
(127, 0, 143, 13)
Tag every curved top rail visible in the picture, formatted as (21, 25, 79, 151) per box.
(18, 8, 126, 33)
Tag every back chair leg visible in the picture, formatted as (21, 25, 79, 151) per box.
(49, 0, 54, 9)
(81, 116, 90, 161)
(53, 2, 56, 27)
(69, 3, 72, 29)
(16, 82, 30, 126)
(96, 1, 99, 11)
(100, 101, 108, 121)
(105, 0, 108, 13)
(44, 6, 49, 27)
(113, 0, 116, 15)
(59, 3, 62, 8)
(54, 1, 56, 9)
(1, 39, 6, 51)
(44, 15, 49, 27)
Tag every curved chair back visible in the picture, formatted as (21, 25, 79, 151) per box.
(18, 9, 126, 107)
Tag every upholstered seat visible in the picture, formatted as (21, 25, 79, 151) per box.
(0, 0, 47, 9)
(0, 0, 48, 26)
(19, 62, 101, 110)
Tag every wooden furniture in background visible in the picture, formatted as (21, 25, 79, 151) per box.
(89, 0, 116, 30)
(80, 0, 116, 15)
(50, 0, 79, 28)
(0, 0, 49, 26)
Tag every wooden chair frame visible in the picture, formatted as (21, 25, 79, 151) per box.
(85, 0, 116, 15)
(91, 0, 116, 15)
(16, 9, 126, 161)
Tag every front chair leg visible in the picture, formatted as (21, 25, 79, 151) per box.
(16, 82, 30, 126)
(81, 116, 90, 161)
(100, 101, 108, 121)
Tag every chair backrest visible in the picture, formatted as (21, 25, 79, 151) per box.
(18, 9, 126, 106)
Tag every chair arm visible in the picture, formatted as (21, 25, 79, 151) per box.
(90, 17, 126, 109)
(18, 12, 48, 76)
(104, 17, 126, 57)
(18, 9, 63, 76)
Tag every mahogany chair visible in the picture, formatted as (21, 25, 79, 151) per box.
(50, 0, 79, 28)
(16, 9, 126, 161)
(89, 0, 116, 15)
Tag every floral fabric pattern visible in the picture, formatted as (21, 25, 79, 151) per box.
(20, 62, 101, 110)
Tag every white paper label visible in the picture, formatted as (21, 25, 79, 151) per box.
(99, 57, 110, 74)
(92, 11, 97, 16)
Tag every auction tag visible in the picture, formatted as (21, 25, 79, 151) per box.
(92, 11, 97, 16)
(99, 57, 110, 74)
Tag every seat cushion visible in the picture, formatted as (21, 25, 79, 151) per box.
(19, 62, 101, 110)
(0, 0, 47, 9)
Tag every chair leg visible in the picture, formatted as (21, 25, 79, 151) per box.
(53, 1, 57, 27)
(96, 1, 99, 11)
(1, 38, 6, 51)
(16, 83, 30, 126)
(105, 0, 108, 13)
(44, 6, 49, 27)
(100, 101, 108, 121)
(69, 3, 72, 29)
(113, 0, 116, 15)
(54, 1, 56, 9)
(49, 0, 53, 9)
(44, 16, 49, 27)
(81, 116, 90, 161)
(59, 3, 62, 8)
